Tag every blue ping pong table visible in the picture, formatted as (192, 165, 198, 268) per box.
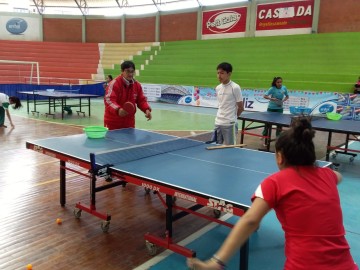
(18, 90, 99, 119)
(239, 111, 360, 161)
(26, 128, 330, 270)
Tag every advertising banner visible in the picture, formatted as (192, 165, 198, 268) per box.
(244, 89, 338, 115)
(256, 0, 314, 36)
(142, 84, 162, 102)
(202, 7, 247, 39)
(0, 15, 41, 41)
(336, 93, 360, 120)
(142, 83, 341, 115)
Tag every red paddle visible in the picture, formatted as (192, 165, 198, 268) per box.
(123, 102, 136, 115)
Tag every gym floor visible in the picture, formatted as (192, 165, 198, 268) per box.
(1, 100, 359, 269)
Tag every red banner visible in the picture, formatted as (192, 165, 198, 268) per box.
(256, 0, 314, 31)
(202, 7, 247, 35)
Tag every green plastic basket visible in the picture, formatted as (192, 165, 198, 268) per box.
(83, 126, 108, 139)
(326, 112, 342, 121)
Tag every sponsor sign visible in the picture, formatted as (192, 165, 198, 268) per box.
(202, 7, 247, 36)
(6, 18, 28, 34)
(256, 0, 314, 31)
(0, 15, 41, 41)
(174, 192, 197, 203)
(207, 198, 233, 214)
(142, 84, 162, 102)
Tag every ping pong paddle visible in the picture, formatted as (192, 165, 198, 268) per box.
(123, 102, 136, 115)
(206, 144, 247, 150)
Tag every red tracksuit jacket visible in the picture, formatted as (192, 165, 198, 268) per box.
(104, 76, 151, 130)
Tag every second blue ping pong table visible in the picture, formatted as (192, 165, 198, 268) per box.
(26, 128, 330, 270)
(239, 111, 360, 162)
(18, 90, 99, 119)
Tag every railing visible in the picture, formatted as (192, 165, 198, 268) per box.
(0, 76, 103, 85)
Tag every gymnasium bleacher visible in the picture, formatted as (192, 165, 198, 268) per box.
(100, 42, 160, 80)
(0, 33, 358, 93)
(137, 33, 359, 93)
(0, 40, 100, 85)
(0, 40, 160, 86)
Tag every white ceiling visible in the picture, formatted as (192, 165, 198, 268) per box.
(0, 0, 248, 15)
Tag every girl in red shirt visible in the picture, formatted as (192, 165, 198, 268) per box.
(188, 117, 358, 270)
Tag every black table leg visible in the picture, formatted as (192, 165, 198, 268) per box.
(60, 160, 66, 206)
(239, 239, 249, 270)
(240, 120, 245, 144)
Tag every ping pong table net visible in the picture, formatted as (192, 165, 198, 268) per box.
(93, 132, 212, 166)
(32, 89, 81, 95)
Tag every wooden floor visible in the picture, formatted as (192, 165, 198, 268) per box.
(0, 116, 216, 270)
(0, 115, 348, 270)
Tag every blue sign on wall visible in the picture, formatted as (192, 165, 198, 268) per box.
(6, 18, 28, 35)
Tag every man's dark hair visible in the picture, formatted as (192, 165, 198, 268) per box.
(217, 62, 233, 73)
(121, 61, 136, 71)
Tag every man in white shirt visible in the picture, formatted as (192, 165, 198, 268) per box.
(213, 62, 244, 145)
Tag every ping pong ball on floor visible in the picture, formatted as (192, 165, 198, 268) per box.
(56, 218, 62, 224)
(26, 264, 32, 270)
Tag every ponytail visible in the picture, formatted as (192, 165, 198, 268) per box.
(9, 96, 22, 110)
(275, 116, 316, 166)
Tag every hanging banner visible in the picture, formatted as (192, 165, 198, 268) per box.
(201, 7, 247, 39)
(255, 0, 314, 36)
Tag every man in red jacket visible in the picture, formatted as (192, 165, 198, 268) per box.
(104, 61, 152, 130)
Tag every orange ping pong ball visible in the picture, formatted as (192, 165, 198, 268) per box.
(26, 264, 32, 270)
(56, 218, 62, 224)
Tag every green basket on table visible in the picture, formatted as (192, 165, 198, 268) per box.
(326, 112, 342, 121)
(83, 126, 108, 139)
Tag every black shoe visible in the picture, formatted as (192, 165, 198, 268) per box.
(104, 176, 113, 182)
